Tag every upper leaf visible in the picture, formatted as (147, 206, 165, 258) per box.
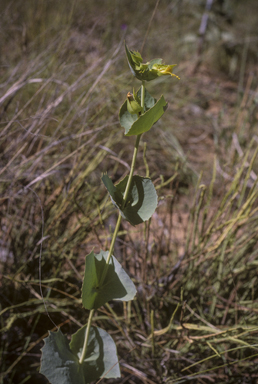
(119, 87, 167, 136)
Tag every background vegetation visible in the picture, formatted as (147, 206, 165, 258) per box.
(1, 0, 258, 383)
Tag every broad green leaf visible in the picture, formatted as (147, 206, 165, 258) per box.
(119, 88, 168, 136)
(116, 175, 158, 224)
(125, 95, 167, 136)
(102, 174, 158, 226)
(82, 250, 137, 310)
(40, 329, 84, 384)
(40, 327, 120, 384)
(70, 325, 120, 380)
(119, 105, 138, 133)
(119, 87, 156, 133)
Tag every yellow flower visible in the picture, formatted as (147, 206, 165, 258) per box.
(152, 64, 180, 79)
(125, 43, 180, 82)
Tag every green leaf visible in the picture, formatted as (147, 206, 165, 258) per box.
(116, 175, 158, 224)
(119, 88, 167, 136)
(119, 107, 138, 133)
(102, 174, 158, 226)
(40, 327, 120, 384)
(70, 325, 120, 380)
(82, 250, 137, 310)
(40, 329, 84, 384)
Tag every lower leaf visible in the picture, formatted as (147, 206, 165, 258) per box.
(40, 326, 121, 384)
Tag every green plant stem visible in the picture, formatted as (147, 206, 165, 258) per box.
(121, 133, 142, 208)
(100, 80, 146, 281)
(81, 81, 146, 366)
(102, 213, 122, 270)
(99, 133, 141, 287)
(141, 80, 145, 110)
(120, 81, 145, 209)
(79, 309, 94, 364)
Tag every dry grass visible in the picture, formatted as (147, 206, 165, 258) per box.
(1, 0, 258, 383)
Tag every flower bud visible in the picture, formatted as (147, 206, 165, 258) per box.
(126, 90, 143, 115)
